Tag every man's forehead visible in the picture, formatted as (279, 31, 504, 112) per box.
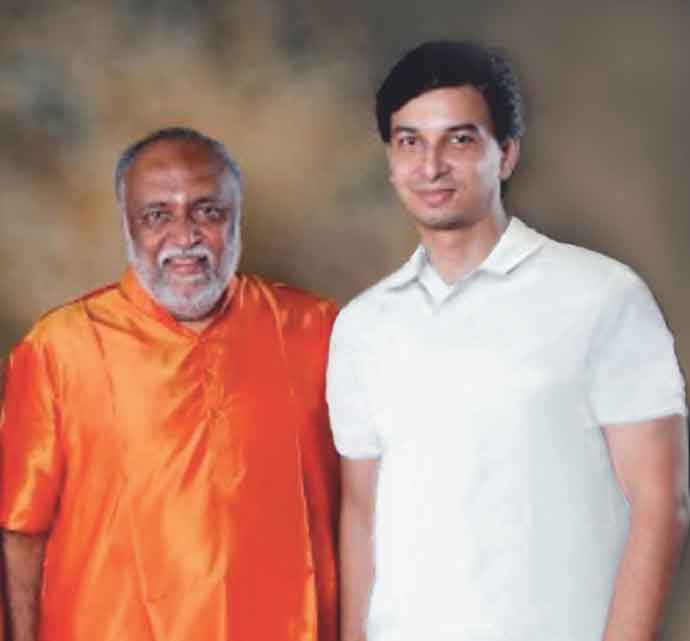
(391, 85, 494, 133)
(131, 139, 222, 173)
(124, 140, 233, 194)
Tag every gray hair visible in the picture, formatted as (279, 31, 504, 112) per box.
(114, 127, 243, 212)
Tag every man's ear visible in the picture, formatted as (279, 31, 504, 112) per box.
(499, 137, 520, 181)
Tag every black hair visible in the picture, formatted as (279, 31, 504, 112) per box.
(376, 40, 524, 144)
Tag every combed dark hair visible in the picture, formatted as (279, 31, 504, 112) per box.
(376, 40, 524, 144)
(114, 126, 242, 203)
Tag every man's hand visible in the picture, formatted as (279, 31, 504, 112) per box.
(602, 414, 689, 641)
(3, 530, 46, 641)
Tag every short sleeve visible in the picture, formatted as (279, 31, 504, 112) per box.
(0, 339, 64, 533)
(326, 313, 382, 458)
(587, 270, 687, 425)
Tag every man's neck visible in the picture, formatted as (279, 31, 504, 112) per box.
(418, 210, 509, 284)
(179, 316, 217, 333)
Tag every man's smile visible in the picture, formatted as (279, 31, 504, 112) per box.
(414, 188, 456, 207)
(163, 255, 209, 274)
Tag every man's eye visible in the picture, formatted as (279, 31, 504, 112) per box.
(396, 135, 418, 148)
(142, 210, 168, 225)
(450, 134, 474, 144)
(196, 205, 226, 221)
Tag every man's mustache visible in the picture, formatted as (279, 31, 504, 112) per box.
(157, 246, 215, 269)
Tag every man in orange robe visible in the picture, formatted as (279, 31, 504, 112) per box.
(0, 127, 339, 641)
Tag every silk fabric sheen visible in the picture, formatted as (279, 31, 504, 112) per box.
(1, 269, 339, 641)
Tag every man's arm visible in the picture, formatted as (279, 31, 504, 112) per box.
(602, 414, 689, 641)
(340, 457, 379, 641)
(3, 531, 46, 641)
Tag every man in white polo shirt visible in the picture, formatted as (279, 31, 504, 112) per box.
(327, 41, 688, 641)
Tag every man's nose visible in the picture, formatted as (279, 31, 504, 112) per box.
(422, 146, 449, 181)
(169, 213, 201, 247)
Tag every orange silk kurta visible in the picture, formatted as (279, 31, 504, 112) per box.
(0, 269, 339, 641)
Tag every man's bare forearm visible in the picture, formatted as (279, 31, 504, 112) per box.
(602, 416, 689, 641)
(340, 499, 375, 641)
(340, 458, 379, 641)
(602, 500, 689, 641)
(3, 530, 46, 641)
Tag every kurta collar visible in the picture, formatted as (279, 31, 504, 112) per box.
(118, 267, 237, 335)
(384, 217, 546, 290)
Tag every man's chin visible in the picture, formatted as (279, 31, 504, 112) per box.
(152, 281, 227, 322)
(165, 280, 211, 299)
(168, 307, 216, 323)
(412, 210, 483, 232)
(131, 261, 234, 323)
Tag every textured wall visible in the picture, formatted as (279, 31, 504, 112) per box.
(1, 1, 689, 636)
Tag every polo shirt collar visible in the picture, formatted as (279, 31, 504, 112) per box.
(480, 217, 546, 276)
(384, 217, 546, 289)
(383, 245, 428, 289)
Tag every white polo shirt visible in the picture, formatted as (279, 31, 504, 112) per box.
(326, 217, 687, 641)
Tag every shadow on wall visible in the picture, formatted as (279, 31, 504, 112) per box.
(0, 0, 400, 355)
(1, 2, 690, 640)
(2, 1, 689, 370)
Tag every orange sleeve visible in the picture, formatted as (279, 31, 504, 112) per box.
(0, 340, 64, 534)
(296, 300, 341, 641)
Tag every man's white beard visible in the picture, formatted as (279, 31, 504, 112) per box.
(122, 218, 241, 322)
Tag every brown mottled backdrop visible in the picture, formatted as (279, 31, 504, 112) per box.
(1, 0, 688, 637)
